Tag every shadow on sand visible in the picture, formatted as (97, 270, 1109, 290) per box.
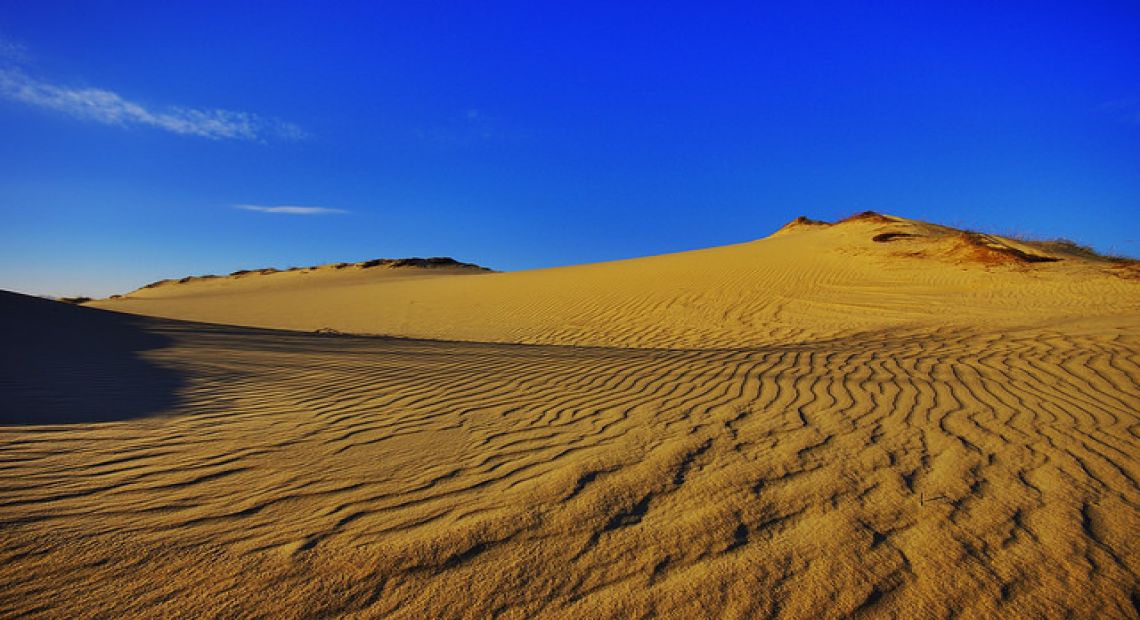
(0, 290, 186, 425)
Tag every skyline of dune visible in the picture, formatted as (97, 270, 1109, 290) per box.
(91, 212, 1139, 348)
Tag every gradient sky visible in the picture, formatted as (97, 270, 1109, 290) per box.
(1, 2, 1138, 297)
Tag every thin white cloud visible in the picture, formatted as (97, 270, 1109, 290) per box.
(235, 204, 347, 215)
(0, 37, 304, 141)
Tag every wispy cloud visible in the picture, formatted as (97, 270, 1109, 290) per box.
(235, 204, 347, 215)
(0, 37, 304, 141)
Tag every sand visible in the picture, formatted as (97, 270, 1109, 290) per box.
(2, 214, 1138, 618)
(90, 213, 1138, 349)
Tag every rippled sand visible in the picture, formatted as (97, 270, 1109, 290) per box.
(3, 214, 1137, 617)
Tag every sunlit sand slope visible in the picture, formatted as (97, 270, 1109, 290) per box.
(91, 213, 1139, 348)
(1, 291, 1137, 618)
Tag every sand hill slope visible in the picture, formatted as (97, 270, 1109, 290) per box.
(3, 214, 1139, 618)
(92, 213, 1139, 348)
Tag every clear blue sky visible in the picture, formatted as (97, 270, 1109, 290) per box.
(1, 2, 1138, 297)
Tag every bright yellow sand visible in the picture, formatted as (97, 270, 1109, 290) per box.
(3, 214, 1138, 618)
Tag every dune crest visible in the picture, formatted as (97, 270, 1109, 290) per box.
(92, 213, 1139, 348)
(133, 256, 491, 292)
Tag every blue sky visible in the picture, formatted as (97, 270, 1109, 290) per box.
(1, 2, 1138, 297)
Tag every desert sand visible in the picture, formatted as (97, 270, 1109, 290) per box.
(2, 213, 1137, 618)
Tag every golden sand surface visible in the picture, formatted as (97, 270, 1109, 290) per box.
(91, 214, 1138, 349)
(3, 214, 1138, 617)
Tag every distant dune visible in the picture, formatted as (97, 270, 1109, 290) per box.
(92, 213, 1139, 348)
(3, 214, 1138, 618)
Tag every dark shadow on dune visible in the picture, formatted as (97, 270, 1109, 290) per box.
(0, 290, 186, 425)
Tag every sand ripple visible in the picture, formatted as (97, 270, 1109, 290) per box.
(2, 310, 1136, 617)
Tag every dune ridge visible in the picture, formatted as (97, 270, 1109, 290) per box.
(135, 256, 492, 292)
(92, 213, 1139, 348)
(2, 213, 1138, 618)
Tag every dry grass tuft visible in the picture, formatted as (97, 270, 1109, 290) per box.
(950, 232, 1060, 266)
(839, 210, 897, 224)
(872, 232, 919, 243)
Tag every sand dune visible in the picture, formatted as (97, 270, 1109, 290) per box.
(3, 214, 1139, 618)
(92, 214, 1139, 349)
